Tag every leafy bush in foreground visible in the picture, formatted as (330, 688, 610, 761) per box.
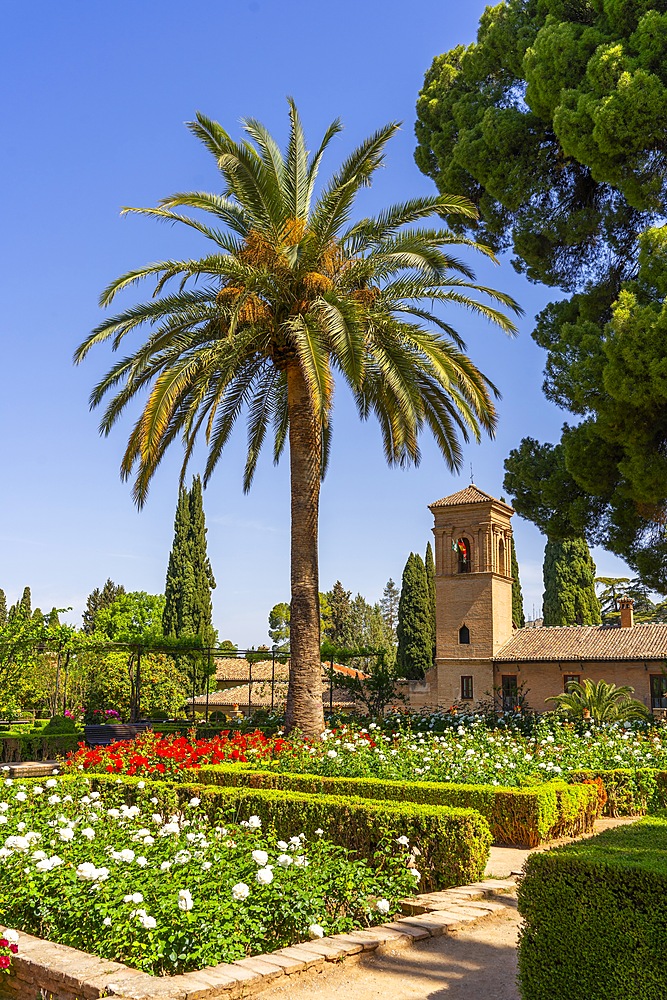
(0, 775, 417, 974)
(518, 814, 667, 999)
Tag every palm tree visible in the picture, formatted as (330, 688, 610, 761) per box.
(547, 679, 651, 723)
(75, 101, 521, 737)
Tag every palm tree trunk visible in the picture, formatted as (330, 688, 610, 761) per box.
(284, 363, 324, 737)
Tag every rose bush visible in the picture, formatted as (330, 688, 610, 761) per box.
(0, 776, 417, 974)
(65, 715, 667, 787)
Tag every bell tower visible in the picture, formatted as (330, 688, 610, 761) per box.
(428, 485, 514, 706)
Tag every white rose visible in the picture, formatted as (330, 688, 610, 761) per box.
(2, 929, 18, 944)
(376, 899, 390, 914)
(308, 924, 324, 939)
(251, 850, 269, 866)
(140, 914, 156, 930)
(178, 889, 194, 911)
(247, 815, 262, 829)
(232, 882, 250, 900)
(277, 854, 292, 867)
(256, 866, 273, 885)
(188, 797, 200, 807)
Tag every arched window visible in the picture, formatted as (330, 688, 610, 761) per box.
(456, 537, 471, 573)
(459, 624, 470, 645)
(498, 538, 506, 576)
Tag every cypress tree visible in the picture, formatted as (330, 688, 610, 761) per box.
(0, 590, 6, 626)
(396, 553, 432, 679)
(511, 537, 525, 628)
(326, 581, 353, 648)
(20, 587, 31, 617)
(163, 476, 216, 642)
(425, 541, 437, 663)
(163, 485, 190, 638)
(188, 476, 216, 643)
(543, 538, 602, 626)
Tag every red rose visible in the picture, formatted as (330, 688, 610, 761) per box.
(0, 939, 7, 947)
(0, 955, 10, 969)
(9, 945, 17, 954)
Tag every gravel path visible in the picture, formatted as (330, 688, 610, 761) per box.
(259, 897, 521, 1000)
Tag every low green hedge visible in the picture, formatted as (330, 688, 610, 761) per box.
(517, 814, 667, 999)
(0, 733, 81, 763)
(62, 773, 491, 891)
(570, 768, 667, 816)
(194, 765, 599, 847)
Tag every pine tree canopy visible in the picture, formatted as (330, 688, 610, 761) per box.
(397, 553, 432, 679)
(418, 3, 667, 593)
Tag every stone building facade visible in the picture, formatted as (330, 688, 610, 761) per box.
(407, 485, 667, 714)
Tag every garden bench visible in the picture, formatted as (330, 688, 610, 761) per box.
(83, 722, 152, 746)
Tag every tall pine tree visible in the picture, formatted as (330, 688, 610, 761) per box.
(83, 579, 126, 634)
(543, 538, 601, 626)
(425, 541, 437, 664)
(396, 553, 432, 679)
(380, 579, 400, 639)
(511, 538, 525, 628)
(163, 476, 216, 643)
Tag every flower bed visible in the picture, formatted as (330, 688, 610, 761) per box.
(194, 765, 600, 847)
(0, 775, 420, 975)
(66, 717, 667, 787)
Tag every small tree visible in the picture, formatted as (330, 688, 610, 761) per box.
(396, 553, 432, 679)
(327, 652, 406, 717)
(0, 590, 6, 627)
(547, 679, 650, 723)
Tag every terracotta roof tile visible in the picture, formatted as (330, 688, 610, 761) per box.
(429, 485, 511, 509)
(214, 658, 366, 681)
(495, 623, 667, 662)
(189, 682, 356, 709)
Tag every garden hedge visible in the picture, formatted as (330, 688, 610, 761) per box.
(50, 773, 492, 891)
(0, 733, 80, 763)
(517, 814, 667, 999)
(194, 765, 599, 847)
(570, 768, 667, 816)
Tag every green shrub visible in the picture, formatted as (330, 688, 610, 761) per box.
(517, 814, 667, 999)
(195, 765, 599, 847)
(41, 715, 78, 734)
(78, 773, 492, 891)
(0, 733, 80, 764)
(569, 768, 667, 816)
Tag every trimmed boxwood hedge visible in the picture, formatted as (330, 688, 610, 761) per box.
(194, 765, 599, 847)
(0, 733, 80, 763)
(47, 773, 492, 891)
(517, 814, 667, 999)
(570, 768, 667, 816)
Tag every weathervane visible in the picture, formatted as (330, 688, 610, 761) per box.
(470, 463, 474, 484)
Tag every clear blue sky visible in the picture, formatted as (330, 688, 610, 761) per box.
(0, 0, 631, 642)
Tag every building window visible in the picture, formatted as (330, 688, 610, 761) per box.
(498, 538, 506, 576)
(461, 676, 473, 701)
(563, 674, 580, 692)
(459, 624, 470, 645)
(650, 675, 667, 710)
(501, 675, 518, 711)
(456, 537, 471, 573)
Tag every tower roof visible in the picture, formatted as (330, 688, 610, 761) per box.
(429, 484, 511, 509)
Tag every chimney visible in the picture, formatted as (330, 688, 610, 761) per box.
(619, 597, 634, 629)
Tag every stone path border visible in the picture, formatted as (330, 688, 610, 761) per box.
(4, 878, 517, 1000)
